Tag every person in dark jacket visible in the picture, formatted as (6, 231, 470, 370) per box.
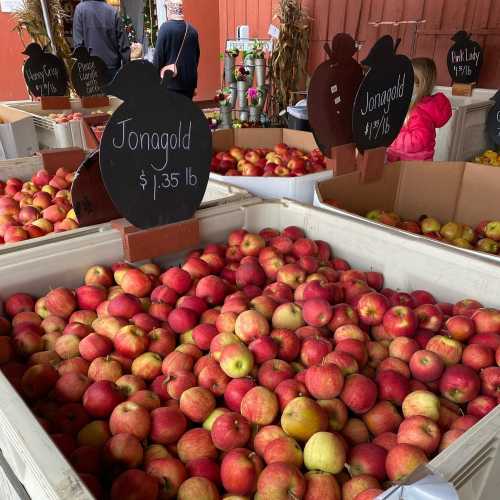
(73, 0, 130, 83)
(154, 0, 200, 99)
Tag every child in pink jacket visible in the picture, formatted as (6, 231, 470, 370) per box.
(388, 58, 452, 162)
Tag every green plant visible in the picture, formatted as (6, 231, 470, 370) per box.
(252, 41, 265, 59)
(235, 66, 249, 82)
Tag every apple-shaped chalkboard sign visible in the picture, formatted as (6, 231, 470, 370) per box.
(486, 91, 500, 147)
(100, 61, 212, 230)
(447, 31, 483, 84)
(352, 36, 414, 152)
(71, 46, 107, 97)
(308, 33, 364, 156)
(22, 43, 69, 97)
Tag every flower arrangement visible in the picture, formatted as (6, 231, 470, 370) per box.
(235, 66, 250, 82)
(252, 40, 266, 59)
(247, 87, 263, 106)
(226, 48, 240, 58)
(214, 88, 232, 107)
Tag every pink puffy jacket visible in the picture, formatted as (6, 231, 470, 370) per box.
(387, 93, 452, 162)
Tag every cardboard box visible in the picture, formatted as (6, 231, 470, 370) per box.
(314, 161, 500, 259)
(0, 106, 38, 159)
(211, 128, 333, 204)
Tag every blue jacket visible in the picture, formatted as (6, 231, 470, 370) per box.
(73, 0, 130, 73)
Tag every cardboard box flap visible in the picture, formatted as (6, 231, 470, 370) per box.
(395, 162, 465, 222)
(282, 129, 319, 153)
(234, 128, 283, 149)
(455, 163, 500, 225)
(316, 165, 400, 215)
(212, 128, 235, 152)
(0, 105, 34, 124)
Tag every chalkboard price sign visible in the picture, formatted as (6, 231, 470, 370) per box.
(447, 31, 483, 84)
(71, 46, 107, 97)
(100, 61, 212, 230)
(352, 36, 414, 152)
(308, 33, 364, 156)
(486, 91, 500, 147)
(22, 43, 69, 97)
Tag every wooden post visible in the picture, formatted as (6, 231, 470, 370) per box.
(452, 83, 475, 97)
(325, 143, 357, 175)
(357, 147, 386, 183)
(81, 96, 110, 109)
(40, 96, 71, 110)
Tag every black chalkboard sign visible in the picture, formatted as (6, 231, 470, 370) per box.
(486, 91, 500, 147)
(447, 31, 483, 84)
(100, 61, 212, 230)
(309, 33, 364, 156)
(22, 43, 69, 97)
(352, 36, 414, 152)
(71, 46, 107, 97)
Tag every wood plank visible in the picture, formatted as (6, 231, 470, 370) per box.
(329, 0, 348, 38)
(344, 0, 364, 38)
(235, 0, 247, 28)
(258, 0, 272, 38)
(311, 0, 330, 42)
(379, 0, 405, 40)
(414, 0, 445, 64)
(360, 0, 385, 62)
(481, 0, 500, 87)
(356, 0, 373, 60)
(399, 0, 425, 57)
(247, 0, 259, 39)
(227, 0, 236, 40)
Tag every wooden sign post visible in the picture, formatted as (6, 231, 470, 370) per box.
(22, 43, 70, 109)
(71, 46, 110, 109)
(69, 60, 213, 262)
(352, 36, 414, 182)
(308, 33, 363, 175)
(447, 31, 483, 97)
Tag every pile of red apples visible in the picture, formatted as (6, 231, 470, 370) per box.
(211, 144, 327, 177)
(48, 112, 83, 124)
(0, 167, 78, 245)
(1, 225, 499, 500)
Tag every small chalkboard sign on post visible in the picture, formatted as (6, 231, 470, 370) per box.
(68, 60, 213, 262)
(486, 91, 500, 149)
(22, 43, 70, 110)
(71, 46, 110, 109)
(308, 33, 363, 175)
(447, 31, 483, 97)
(352, 36, 414, 182)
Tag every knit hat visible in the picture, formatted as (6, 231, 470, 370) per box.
(166, 0, 184, 20)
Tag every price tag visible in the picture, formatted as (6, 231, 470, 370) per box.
(100, 61, 212, 230)
(447, 31, 483, 84)
(486, 91, 500, 147)
(352, 36, 414, 152)
(308, 34, 364, 157)
(71, 46, 107, 98)
(22, 43, 69, 97)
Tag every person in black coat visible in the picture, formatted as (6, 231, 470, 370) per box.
(73, 0, 130, 83)
(153, 0, 200, 100)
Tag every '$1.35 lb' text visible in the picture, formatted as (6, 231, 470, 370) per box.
(139, 167, 198, 201)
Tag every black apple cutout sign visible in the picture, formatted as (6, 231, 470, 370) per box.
(447, 31, 483, 84)
(486, 91, 500, 147)
(99, 60, 212, 230)
(22, 43, 69, 97)
(71, 46, 107, 97)
(352, 36, 414, 153)
(308, 33, 364, 156)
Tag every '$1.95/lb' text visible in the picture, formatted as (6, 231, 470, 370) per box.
(139, 168, 198, 201)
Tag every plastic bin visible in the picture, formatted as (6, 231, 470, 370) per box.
(210, 128, 333, 204)
(0, 199, 500, 499)
(285, 99, 311, 131)
(434, 86, 495, 161)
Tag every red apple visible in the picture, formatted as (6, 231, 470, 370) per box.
(340, 374, 377, 414)
(110, 469, 158, 500)
(150, 406, 187, 444)
(211, 412, 251, 451)
(397, 415, 441, 455)
(382, 306, 418, 338)
(385, 444, 428, 481)
(349, 443, 387, 481)
(409, 349, 444, 382)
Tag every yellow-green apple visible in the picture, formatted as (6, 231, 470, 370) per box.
(402, 390, 440, 421)
(257, 462, 306, 499)
(264, 436, 303, 467)
(376, 369, 410, 406)
(177, 428, 217, 463)
(203, 407, 230, 431)
(385, 443, 428, 481)
(281, 397, 328, 441)
(77, 420, 110, 448)
(477, 238, 498, 253)
(104, 433, 144, 468)
(275, 379, 309, 411)
(180, 478, 220, 500)
(420, 217, 441, 234)
(150, 406, 187, 444)
(389, 337, 419, 362)
(179, 386, 215, 423)
(397, 415, 440, 455)
(109, 400, 151, 441)
(362, 401, 402, 436)
(271, 303, 305, 331)
(224, 377, 256, 412)
(426, 335, 463, 366)
(146, 457, 187, 498)
(209, 332, 241, 361)
(131, 352, 163, 381)
(304, 431, 345, 474)
(467, 395, 496, 419)
(340, 374, 377, 414)
(88, 356, 123, 382)
(323, 351, 359, 376)
(211, 412, 251, 451)
(54, 334, 80, 360)
(110, 470, 158, 500)
(240, 386, 279, 425)
(409, 349, 444, 382)
(220, 343, 254, 378)
(305, 363, 344, 400)
(270, 329, 301, 361)
(485, 220, 500, 241)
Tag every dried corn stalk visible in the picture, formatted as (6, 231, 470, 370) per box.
(14, 0, 73, 82)
(268, 0, 311, 123)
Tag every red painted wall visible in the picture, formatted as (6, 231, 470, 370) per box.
(0, 13, 30, 101)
